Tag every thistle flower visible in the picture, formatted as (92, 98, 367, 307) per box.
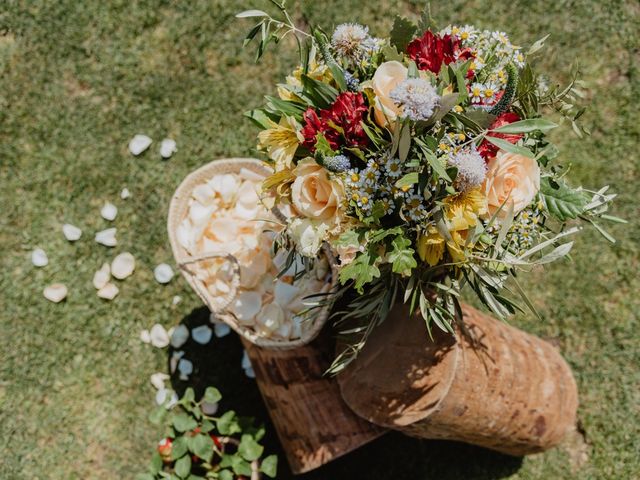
(331, 23, 378, 62)
(389, 78, 440, 121)
(322, 154, 351, 173)
(448, 148, 487, 192)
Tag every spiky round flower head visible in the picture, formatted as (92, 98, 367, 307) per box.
(389, 78, 441, 121)
(322, 154, 351, 173)
(448, 148, 487, 192)
(331, 23, 370, 58)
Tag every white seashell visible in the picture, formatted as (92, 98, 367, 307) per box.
(192, 325, 212, 344)
(170, 350, 184, 373)
(32, 248, 48, 267)
(172, 295, 182, 306)
(241, 350, 252, 370)
(129, 134, 152, 156)
(120, 188, 131, 199)
(62, 224, 82, 241)
(43, 283, 67, 303)
(111, 252, 135, 279)
(101, 202, 118, 221)
(214, 322, 231, 338)
(139, 329, 151, 343)
(201, 401, 219, 415)
(93, 262, 111, 289)
(150, 372, 170, 390)
(95, 228, 117, 247)
(170, 324, 189, 348)
(230, 291, 262, 324)
(155, 388, 178, 408)
(244, 367, 256, 379)
(192, 183, 216, 206)
(274, 281, 300, 307)
(160, 138, 177, 159)
(178, 358, 193, 380)
(239, 167, 267, 182)
(154, 263, 174, 284)
(97, 283, 119, 300)
(150, 324, 170, 348)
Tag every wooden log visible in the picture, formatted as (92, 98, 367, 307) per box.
(337, 303, 578, 456)
(242, 330, 385, 474)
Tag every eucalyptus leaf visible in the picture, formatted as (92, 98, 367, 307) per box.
(491, 118, 557, 133)
(484, 136, 535, 158)
(236, 9, 269, 18)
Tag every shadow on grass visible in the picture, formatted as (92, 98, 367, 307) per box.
(169, 307, 523, 480)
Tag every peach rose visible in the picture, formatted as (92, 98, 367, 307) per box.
(482, 151, 540, 218)
(368, 61, 408, 128)
(291, 158, 344, 220)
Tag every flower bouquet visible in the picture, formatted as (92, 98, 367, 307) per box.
(238, 3, 620, 373)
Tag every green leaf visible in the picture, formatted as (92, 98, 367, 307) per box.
(260, 455, 278, 478)
(527, 34, 550, 56)
(200, 419, 215, 433)
(338, 252, 381, 293)
(174, 454, 191, 479)
(149, 406, 167, 425)
(398, 123, 411, 161)
(230, 455, 253, 476)
(238, 434, 264, 461)
(181, 388, 195, 405)
(390, 16, 417, 52)
(236, 9, 269, 18)
(388, 236, 417, 275)
(172, 412, 198, 433)
(381, 44, 403, 61)
(484, 136, 535, 158)
(202, 387, 222, 405)
(191, 434, 214, 463)
(171, 436, 189, 460)
(149, 452, 163, 474)
(394, 172, 419, 189)
(539, 177, 588, 220)
(216, 411, 241, 435)
(301, 74, 338, 109)
(491, 118, 557, 134)
(431, 93, 459, 123)
(218, 469, 233, 480)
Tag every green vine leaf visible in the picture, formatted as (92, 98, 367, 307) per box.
(238, 434, 264, 461)
(260, 455, 278, 478)
(540, 177, 588, 220)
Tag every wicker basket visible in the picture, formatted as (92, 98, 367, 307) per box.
(168, 158, 338, 350)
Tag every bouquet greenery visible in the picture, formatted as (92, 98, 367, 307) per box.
(238, 2, 621, 371)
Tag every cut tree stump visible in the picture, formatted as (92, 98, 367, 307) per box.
(242, 330, 386, 474)
(337, 302, 579, 456)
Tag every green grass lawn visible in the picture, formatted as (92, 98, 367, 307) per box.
(1, 0, 638, 478)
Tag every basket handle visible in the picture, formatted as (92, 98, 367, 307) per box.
(177, 251, 241, 313)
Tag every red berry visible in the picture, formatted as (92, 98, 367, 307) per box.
(157, 437, 173, 463)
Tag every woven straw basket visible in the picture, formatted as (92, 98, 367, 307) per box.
(168, 158, 338, 350)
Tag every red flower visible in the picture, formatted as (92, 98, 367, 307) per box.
(300, 92, 369, 152)
(407, 30, 471, 74)
(478, 113, 523, 160)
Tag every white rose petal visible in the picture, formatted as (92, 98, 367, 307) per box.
(170, 324, 189, 348)
(155, 388, 178, 408)
(172, 295, 182, 306)
(129, 134, 152, 156)
(139, 329, 151, 344)
(191, 325, 212, 345)
(120, 188, 131, 199)
(230, 291, 262, 324)
(150, 324, 170, 348)
(241, 350, 252, 370)
(214, 322, 231, 338)
(95, 228, 117, 247)
(274, 281, 300, 307)
(93, 262, 111, 289)
(111, 252, 135, 280)
(43, 283, 67, 303)
(170, 350, 184, 373)
(244, 367, 256, 379)
(178, 358, 193, 380)
(62, 224, 82, 241)
(32, 248, 48, 267)
(160, 138, 177, 159)
(101, 202, 118, 221)
(154, 263, 174, 284)
(97, 283, 119, 300)
(150, 372, 170, 390)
